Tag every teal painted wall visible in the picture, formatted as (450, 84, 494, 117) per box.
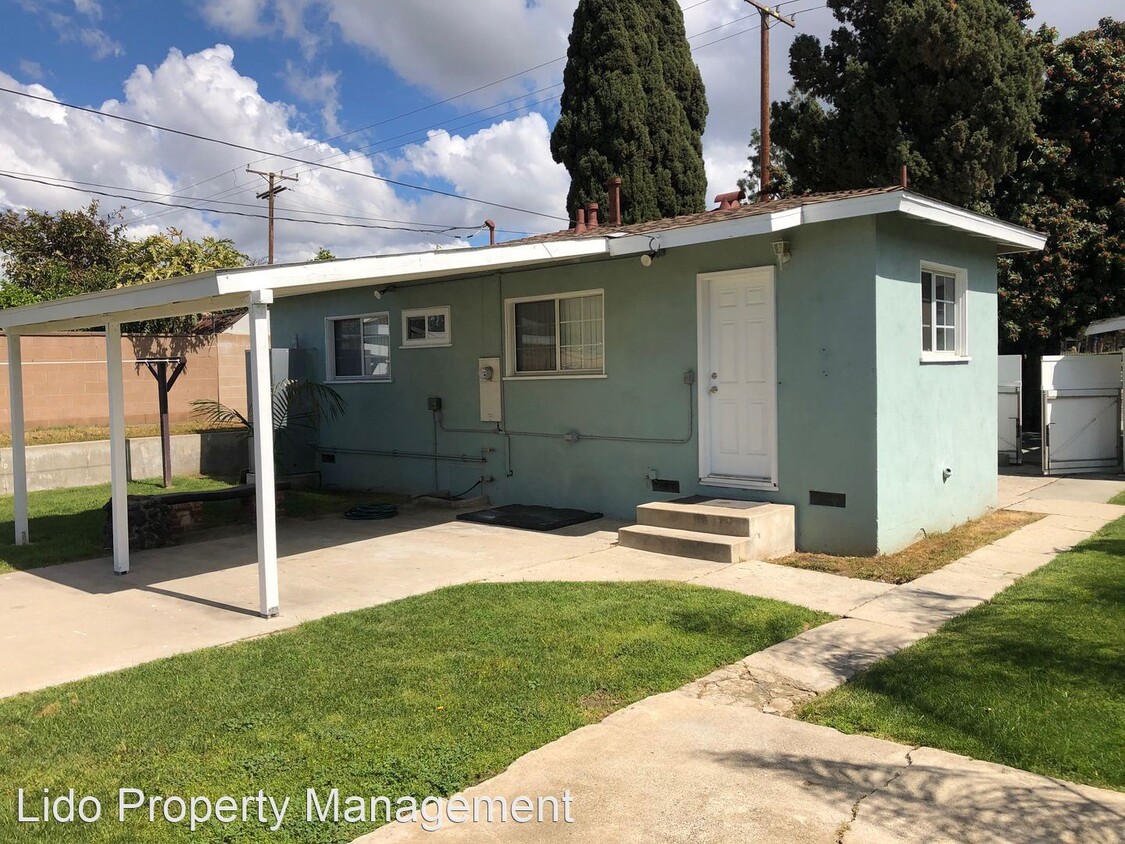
(270, 216, 892, 554)
(874, 215, 999, 551)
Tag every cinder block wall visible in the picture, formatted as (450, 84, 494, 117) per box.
(0, 333, 250, 432)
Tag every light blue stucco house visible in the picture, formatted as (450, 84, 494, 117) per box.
(266, 187, 1045, 555)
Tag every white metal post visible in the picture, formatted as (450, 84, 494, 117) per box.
(6, 333, 29, 545)
(249, 290, 279, 618)
(106, 323, 130, 574)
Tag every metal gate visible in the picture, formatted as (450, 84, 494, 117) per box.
(1041, 354, 1123, 475)
(998, 355, 1022, 465)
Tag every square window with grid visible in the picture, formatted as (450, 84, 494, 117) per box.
(402, 306, 451, 347)
(508, 292, 604, 376)
(921, 267, 965, 356)
(327, 313, 390, 380)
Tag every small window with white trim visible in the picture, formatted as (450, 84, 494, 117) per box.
(921, 264, 967, 358)
(505, 290, 605, 376)
(401, 306, 451, 348)
(326, 313, 391, 381)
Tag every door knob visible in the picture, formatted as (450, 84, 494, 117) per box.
(709, 385, 719, 394)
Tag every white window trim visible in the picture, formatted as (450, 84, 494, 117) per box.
(400, 305, 452, 349)
(324, 311, 392, 383)
(920, 261, 969, 362)
(504, 288, 606, 378)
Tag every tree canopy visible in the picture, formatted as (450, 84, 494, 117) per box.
(0, 202, 249, 331)
(996, 19, 1125, 352)
(768, 0, 1043, 206)
(550, 0, 709, 224)
(0, 202, 126, 307)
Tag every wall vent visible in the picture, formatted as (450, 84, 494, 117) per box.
(651, 478, 681, 494)
(809, 490, 845, 508)
(320, 453, 337, 464)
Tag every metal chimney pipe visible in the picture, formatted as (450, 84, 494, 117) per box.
(484, 219, 496, 246)
(605, 177, 622, 227)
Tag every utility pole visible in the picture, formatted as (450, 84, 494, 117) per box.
(247, 169, 298, 264)
(744, 1, 795, 198)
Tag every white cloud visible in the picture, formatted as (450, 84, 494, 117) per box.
(0, 45, 567, 265)
(282, 62, 342, 136)
(74, 27, 124, 60)
(18, 60, 45, 80)
(18, 0, 123, 61)
(397, 112, 569, 236)
(73, 0, 102, 20)
(199, 0, 271, 36)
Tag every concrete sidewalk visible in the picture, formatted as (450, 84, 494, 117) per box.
(360, 475, 1125, 843)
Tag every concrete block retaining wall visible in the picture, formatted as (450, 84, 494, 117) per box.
(0, 430, 248, 494)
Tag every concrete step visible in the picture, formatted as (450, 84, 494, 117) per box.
(618, 524, 751, 563)
(635, 500, 795, 559)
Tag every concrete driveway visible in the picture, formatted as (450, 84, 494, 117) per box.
(2, 473, 1123, 843)
(0, 503, 888, 698)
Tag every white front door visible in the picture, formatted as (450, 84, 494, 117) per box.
(698, 267, 777, 487)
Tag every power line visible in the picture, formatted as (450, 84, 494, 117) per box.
(0, 168, 528, 231)
(0, 171, 515, 237)
(0, 86, 571, 223)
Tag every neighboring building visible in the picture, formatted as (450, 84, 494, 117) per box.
(262, 187, 1044, 555)
(0, 323, 248, 432)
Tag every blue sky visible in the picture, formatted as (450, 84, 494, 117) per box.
(0, 0, 1115, 263)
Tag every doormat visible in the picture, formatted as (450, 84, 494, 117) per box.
(456, 504, 603, 532)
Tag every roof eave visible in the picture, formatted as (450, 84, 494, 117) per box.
(0, 239, 610, 333)
(607, 189, 1046, 257)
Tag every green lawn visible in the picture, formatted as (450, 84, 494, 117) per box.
(800, 517, 1125, 791)
(1108, 490, 1125, 506)
(0, 582, 830, 842)
(0, 476, 237, 575)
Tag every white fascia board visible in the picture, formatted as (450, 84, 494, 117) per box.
(0, 240, 608, 333)
(608, 212, 794, 256)
(800, 192, 902, 225)
(0, 272, 225, 332)
(1085, 316, 1125, 336)
(898, 194, 1046, 252)
(4, 294, 249, 334)
(215, 239, 610, 298)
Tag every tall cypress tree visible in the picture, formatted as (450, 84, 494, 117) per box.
(550, 0, 708, 225)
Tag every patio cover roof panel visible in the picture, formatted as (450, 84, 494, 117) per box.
(0, 240, 610, 333)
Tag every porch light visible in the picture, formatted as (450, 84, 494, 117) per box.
(772, 240, 791, 270)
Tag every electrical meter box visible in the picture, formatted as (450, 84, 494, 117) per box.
(479, 356, 502, 422)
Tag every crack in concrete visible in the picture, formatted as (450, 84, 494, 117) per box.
(838, 746, 918, 844)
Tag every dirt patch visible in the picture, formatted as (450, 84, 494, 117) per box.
(580, 689, 623, 720)
(774, 510, 1043, 583)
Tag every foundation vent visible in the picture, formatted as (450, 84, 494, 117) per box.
(809, 490, 846, 508)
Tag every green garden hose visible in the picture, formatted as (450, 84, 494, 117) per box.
(343, 503, 399, 520)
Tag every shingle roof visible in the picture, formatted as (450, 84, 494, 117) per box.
(510, 186, 905, 245)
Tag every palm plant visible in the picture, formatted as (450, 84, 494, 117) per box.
(191, 379, 346, 472)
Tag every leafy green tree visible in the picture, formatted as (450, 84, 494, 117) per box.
(0, 203, 249, 333)
(550, 0, 709, 224)
(117, 228, 248, 287)
(996, 19, 1125, 352)
(739, 128, 794, 201)
(311, 247, 336, 261)
(770, 0, 1043, 207)
(118, 228, 249, 333)
(0, 201, 126, 308)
